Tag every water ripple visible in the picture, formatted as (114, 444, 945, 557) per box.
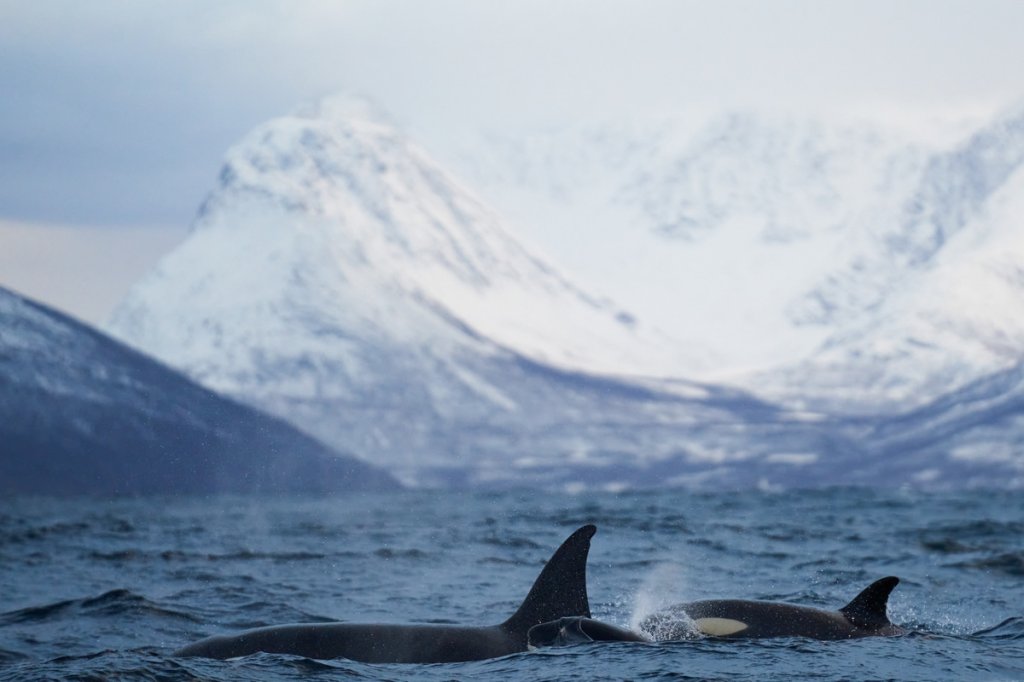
(1, 490, 1022, 681)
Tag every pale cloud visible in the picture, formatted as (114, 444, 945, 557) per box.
(1, 0, 1023, 321)
(4, 0, 1023, 220)
(4, 2, 1023, 200)
(0, 220, 186, 324)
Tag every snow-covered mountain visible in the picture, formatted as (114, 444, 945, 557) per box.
(439, 112, 931, 373)
(107, 96, 718, 486)
(854, 361, 1024, 489)
(766, 108, 1024, 410)
(440, 106, 1024, 409)
(106, 96, 1024, 489)
(111, 97, 698, 381)
(0, 285, 399, 495)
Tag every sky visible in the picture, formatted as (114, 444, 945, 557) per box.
(2, 0, 1024, 323)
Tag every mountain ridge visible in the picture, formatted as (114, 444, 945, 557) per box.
(443, 104, 1024, 410)
(1, 285, 400, 495)
(104, 96, 1024, 489)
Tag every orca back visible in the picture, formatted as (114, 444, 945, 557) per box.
(175, 524, 598, 662)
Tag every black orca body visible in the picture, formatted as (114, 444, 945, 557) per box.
(175, 525, 595, 663)
(528, 576, 904, 647)
(528, 616, 649, 647)
(642, 576, 905, 640)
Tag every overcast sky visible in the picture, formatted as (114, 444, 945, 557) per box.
(2, 0, 1023, 320)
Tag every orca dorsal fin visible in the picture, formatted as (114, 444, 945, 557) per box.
(839, 576, 899, 630)
(502, 525, 594, 640)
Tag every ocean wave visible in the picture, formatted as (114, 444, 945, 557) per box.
(972, 617, 1024, 641)
(950, 552, 1024, 577)
(0, 589, 200, 626)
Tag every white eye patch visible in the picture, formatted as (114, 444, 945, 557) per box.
(694, 618, 749, 636)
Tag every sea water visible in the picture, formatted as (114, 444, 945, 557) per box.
(1, 489, 1021, 681)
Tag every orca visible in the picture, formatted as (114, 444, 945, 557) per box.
(528, 576, 904, 646)
(642, 576, 905, 640)
(528, 616, 648, 648)
(174, 525, 595, 663)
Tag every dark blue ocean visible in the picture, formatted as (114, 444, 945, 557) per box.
(1, 489, 1022, 681)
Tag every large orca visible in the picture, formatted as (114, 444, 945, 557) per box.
(529, 576, 904, 646)
(175, 525, 595, 663)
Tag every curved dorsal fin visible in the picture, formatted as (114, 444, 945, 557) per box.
(502, 525, 595, 640)
(839, 576, 899, 630)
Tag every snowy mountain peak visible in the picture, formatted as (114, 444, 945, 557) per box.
(107, 96, 713, 484)
(201, 98, 583, 305)
(133, 95, 702, 378)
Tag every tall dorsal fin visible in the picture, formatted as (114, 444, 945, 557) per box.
(839, 576, 899, 630)
(502, 525, 595, 641)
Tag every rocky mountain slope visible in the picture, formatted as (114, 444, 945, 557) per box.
(0, 286, 399, 495)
